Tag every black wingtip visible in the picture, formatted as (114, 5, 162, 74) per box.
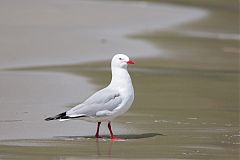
(45, 117, 54, 121)
(45, 112, 67, 121)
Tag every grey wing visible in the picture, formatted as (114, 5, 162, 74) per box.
(66, 88, 122, 117)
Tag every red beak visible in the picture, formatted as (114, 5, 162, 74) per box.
(127, 59, 135, 64)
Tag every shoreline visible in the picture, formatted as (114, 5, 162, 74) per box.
(0, 0, 209, 141)
(0, 0, 208, 69)
(0, 1, 239, 159)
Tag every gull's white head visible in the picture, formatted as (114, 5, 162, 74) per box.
(111, 54, 134, 69)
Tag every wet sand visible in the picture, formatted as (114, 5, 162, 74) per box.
(0, 0, 207, 69)
(0, 0, 239, 159)
(0, 0, 207, 139)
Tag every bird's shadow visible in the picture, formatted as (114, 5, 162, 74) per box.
(54, 133, 165, 157)
(56, 133, 165, 140)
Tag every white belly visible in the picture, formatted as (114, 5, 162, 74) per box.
(110, 89, 134, 119)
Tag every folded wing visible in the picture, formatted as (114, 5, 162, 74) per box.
(66, 88, 122, 118)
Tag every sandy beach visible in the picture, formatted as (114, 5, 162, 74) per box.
(0, 0, 239, 159)
(0, 0, 208, 140)
(0, 0, 207, 69)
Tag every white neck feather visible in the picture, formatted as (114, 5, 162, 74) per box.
(109, 67, 132, 89)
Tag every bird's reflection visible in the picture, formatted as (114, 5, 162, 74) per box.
(95, 138, 114, 158)
(54, 133, 164, 160)
(93, 133, 163, 157)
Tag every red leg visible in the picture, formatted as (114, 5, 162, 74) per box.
(107, 122, 115, 139)
(95, 122, 102, 138)
(108, 122, 126, 141)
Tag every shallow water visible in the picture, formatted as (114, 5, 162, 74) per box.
(10, 59, 237, 159)
(0, 0, 239, 159)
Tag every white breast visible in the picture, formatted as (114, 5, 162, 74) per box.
(109, 84, 134, 119)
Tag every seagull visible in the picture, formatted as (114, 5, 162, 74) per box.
(45, 54, 135, 141)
